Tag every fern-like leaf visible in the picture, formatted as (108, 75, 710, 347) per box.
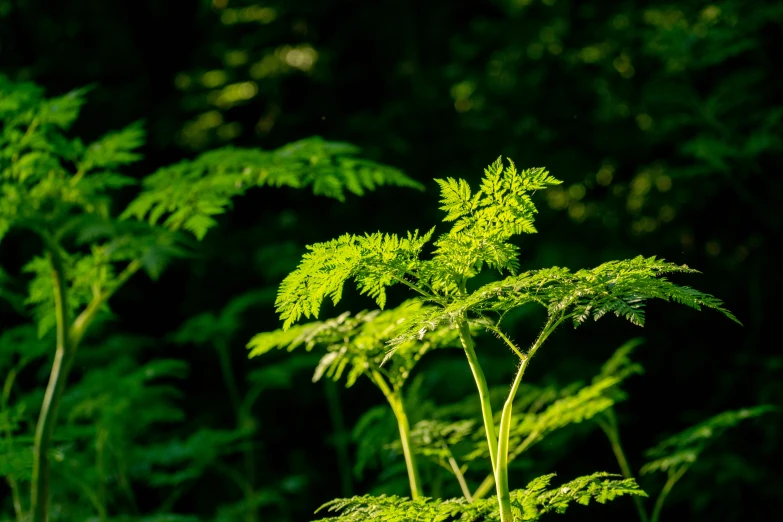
(313, 472, 645, 521)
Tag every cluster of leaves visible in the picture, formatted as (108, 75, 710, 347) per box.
(389, 255, 738, 351)
(265, 155, 747, 521)
(123, 138, 423, 240)
(274, 158, 565, 329)
(641, 405, 776, 476)
(314, 472, 645, 521)
(249, 299, 464, 389)
(1, 76, 425, 521)
(275, 157, 736, 352)
(1, 75, 422, 339)
(0, 76, 140, 241)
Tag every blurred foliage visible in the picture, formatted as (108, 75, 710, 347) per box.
(1, 0, 781, 520)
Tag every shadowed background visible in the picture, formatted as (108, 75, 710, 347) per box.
(1, 0, 781, 520)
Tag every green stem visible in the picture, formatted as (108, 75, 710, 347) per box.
(55, 467, 107, 521)
(370, 370, 423, 499)
(651, 466, 689, 522)
(70, 260, 141, 346)
(2, 366, 25, 521)
(599, 409, 649, 522)
(31, 245, 74, 522)
(496, 357, 529, 521)
(96, 428, 108, 522)
(472, 472, 495, 501)
(442, 444, 472, 501)
(456, 320, 499, 475)
(324, 379, 354, 498)
(216, 340, 242, 414)
(30, 237, 141, 522)
(390, 273, 444, 305)
(215, 339, 258, 522)
(472, 429, 540, 500)
(495, 316, 562, 522)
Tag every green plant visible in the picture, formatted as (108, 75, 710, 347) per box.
(248, 300, 468, 499)
(266, 157, 738, 520)
(0, 75, 420, 522)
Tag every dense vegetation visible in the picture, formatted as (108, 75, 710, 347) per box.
(1, 0, 780, 521)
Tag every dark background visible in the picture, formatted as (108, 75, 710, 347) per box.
(1, 0, 781, 520)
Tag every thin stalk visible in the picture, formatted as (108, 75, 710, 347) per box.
(370, 370, 423, 499)
(215, 340, 242, 413)
(31, 237, 141, 522)
(95, 428, 108, 522)
(456, 320, 498, 474)
(2, 366, 25, 521)
(599, 409, 649, 522)
(442, 444, 473, 501)
(55, 467, 107, 521)
(215, 339, 258, 522)
(472, 428, 540, 500)
(31, 245, 74, 522)
(495, 356, 529, 521)
(390, 273, 444, 305)
(324, 379, 354, 497)
(495, 316, 562, 522)
(651, 466, 689, 522)
(70, 260, 141, 346)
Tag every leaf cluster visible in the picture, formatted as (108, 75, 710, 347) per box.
(275, 158, 560, 329)
(249, 299, 462, 389)
(122, 138, 423, 240)
(314, 472, 645, 521)
(390, 255, 737, 349)
(641, 405, 776, 475)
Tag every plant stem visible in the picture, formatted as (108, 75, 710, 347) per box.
(215, 339, 258, 522)
(651, 466, 688, 522)
(471, 429, 539, 500)
(456, 320, 499, 475)
(30, 238, 141, 522)
(599, 409, 649, 522)
(96, 427, 108, 522)
(31, 245, 75, 522)
(442, 444, 473, 501)
(370, 370, 423, 499)
(2, 366, 25, 521)
(496, 356, 529, 521)
(70, 260, 141, 346)
(324, 379, 354, 497)
(495, 316, 562, 522)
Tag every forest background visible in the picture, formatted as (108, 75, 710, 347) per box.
(1, 0, 781, 521)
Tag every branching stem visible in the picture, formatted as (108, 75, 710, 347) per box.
(495, 315, 563, 522)
(30, 235, 143, 522)
(31, 241, 76, 522)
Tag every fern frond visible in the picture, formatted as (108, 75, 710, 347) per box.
(275, 230, 433, 329)
(80, 120, 145, 170)
(313, 472, 645, 521)
(391, 256, 736, 346)
(431, 159, 561, 279)
(641, 405, 776, 475)
(250, 300, 461, 388)
(122, 137, 422, 239)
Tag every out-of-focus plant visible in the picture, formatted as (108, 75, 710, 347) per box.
(0, 75, 421, 522)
